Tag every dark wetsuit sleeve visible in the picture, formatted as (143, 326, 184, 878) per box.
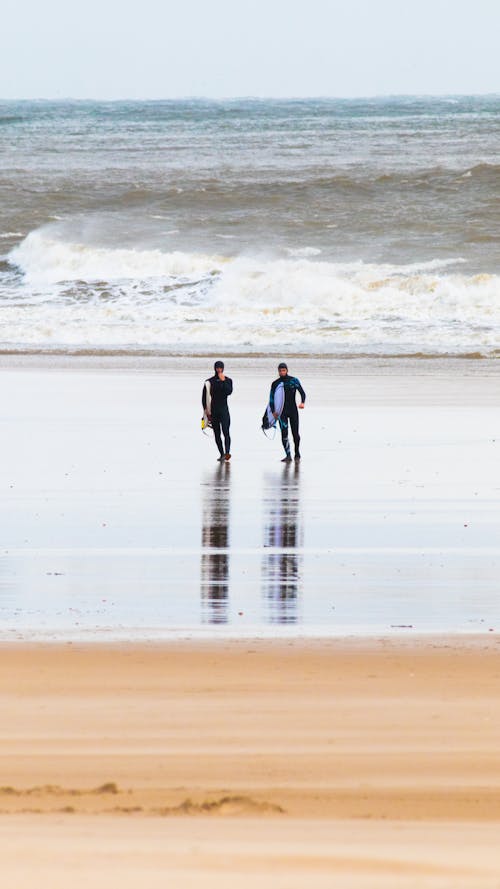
(223, 378, 233, 396)
(295, 378, 306, 403)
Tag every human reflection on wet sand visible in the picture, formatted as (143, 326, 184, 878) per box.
(200, 463, 231, 623)
(262, 463, 303, 624)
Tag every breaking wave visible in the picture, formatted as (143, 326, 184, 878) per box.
(3, 229, 500, 355)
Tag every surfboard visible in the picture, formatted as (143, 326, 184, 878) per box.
(201, 380, 212, 432)
(262, 381, 285, 431)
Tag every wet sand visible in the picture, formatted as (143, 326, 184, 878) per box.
(1, 356, 499, 638)
(1, 638, 500, 886)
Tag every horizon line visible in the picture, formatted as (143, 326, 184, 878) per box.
(1, 92, 499, 103)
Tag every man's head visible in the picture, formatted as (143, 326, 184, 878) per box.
(214, 360, 224, 374)
(278, 362, 288, 378)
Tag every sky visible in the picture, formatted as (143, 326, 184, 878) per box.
(2, 0, 499, 99)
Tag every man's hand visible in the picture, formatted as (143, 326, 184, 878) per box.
(299, 403, 305, 409)
(217, 371, 225, 381)
(273, 411, 279, 419)
(207, 412, 211, 422)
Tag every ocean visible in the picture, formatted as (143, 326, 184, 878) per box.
(0, 96, 499, 356)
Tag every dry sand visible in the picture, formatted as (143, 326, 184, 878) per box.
(1, 638, 500, 886)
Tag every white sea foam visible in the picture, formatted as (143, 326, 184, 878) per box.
(4, 230, 500, 354)
(9, 231, 224, 285)
(286, 246, 322, 258)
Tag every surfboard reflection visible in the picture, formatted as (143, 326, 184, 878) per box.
(262, 464, 303, 624)
(200, 464, 231, 624)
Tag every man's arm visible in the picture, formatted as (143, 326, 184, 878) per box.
(295, 378, 306, 405)
(224, 377, 233, 396)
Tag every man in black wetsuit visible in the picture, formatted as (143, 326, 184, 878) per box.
(269, 362, 306, 462)
(202, 360, 233, 461)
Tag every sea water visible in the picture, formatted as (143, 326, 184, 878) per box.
(0, 96, 499, 356)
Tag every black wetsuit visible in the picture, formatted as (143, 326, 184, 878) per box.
(269, 375, 306, 458)
(202, 375, 233, 457)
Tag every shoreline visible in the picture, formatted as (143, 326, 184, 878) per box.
(1, 350, 499, 364)
(0, 347, 499, 358)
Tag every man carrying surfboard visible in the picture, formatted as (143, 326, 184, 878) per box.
(269, 362, 306, 462)
(202, 361, 233, 461)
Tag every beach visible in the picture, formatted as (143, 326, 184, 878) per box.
(1, 94, 499, 886)
(2, 638, 500, 887)
(0, 356, 499, 885)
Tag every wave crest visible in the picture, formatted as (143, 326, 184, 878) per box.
(4, 229, 500, 354)
(9, 230, 224, 285)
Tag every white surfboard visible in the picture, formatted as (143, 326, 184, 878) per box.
(201, 380, 212, 431)
(262, 381, 285, 430)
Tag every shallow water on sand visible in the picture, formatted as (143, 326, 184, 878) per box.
(0, 360, 499, 640)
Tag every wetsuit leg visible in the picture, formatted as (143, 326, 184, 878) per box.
(280, 415, 291, 458)
(220, 410, 231, 455)
(212, 416, 224, 457)
(289, 408, 300, 456)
